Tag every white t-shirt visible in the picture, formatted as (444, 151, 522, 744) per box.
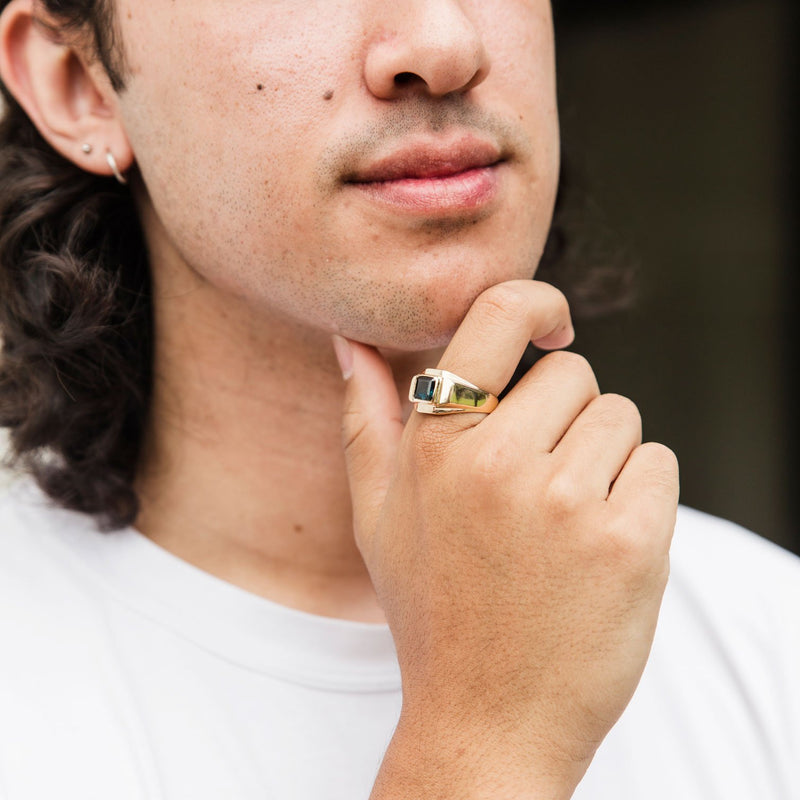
(0, 477, 798, 799)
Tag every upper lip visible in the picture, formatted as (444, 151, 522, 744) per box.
(346, 135, 504, 183)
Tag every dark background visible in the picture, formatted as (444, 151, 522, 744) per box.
(552, 0, 798, 554)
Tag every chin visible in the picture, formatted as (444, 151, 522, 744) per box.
(334, 313, 462, 353)
(326, 275, 508, 352)
(294, 241, 543, 350)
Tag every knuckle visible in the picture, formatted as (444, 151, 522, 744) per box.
(474, 282, 529, 328)
(625, 533, 672, 579)
(340, 408, 370, 457)
(535, 350, 600, 399)
(603, 515, 672, 586)
(601, 392, 640, 419)
(542, 467, 584, 516)
(544, 282, 571, 316)
(341, 410, 389, 484)
(471, 433, 517, 483)
(540, 349, 594, 381)
(542, 284, 571, 330)
(636, 442, 681, 493)
(593, 393, 642, 433)
(604, 520, 648, 565)
(641, 441, 679, 472)
(604, 459, 679, 569)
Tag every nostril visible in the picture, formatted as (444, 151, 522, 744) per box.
(394, 71, 423, 88)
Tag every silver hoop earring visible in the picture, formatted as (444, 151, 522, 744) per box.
(106, 150, 128, 185)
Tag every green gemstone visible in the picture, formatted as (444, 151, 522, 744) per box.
(413, 376, 437, 402)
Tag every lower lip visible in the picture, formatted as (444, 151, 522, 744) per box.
(349, 165, 500, 215)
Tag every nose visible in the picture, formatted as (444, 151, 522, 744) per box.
(364, 1, 490, 99)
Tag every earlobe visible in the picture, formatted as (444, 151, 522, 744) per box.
(0, 0, 133, 180)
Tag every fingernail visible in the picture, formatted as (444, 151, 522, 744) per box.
(331, 335, 353, 380)
(533, 322, 575, 351)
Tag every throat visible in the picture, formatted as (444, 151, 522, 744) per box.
(134, 307, 382, 621)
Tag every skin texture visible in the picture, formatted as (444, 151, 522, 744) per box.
(0, 1, 680, 797)
(114, 0, 560, 350)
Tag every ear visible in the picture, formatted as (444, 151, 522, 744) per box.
(0, 0, 133, 179)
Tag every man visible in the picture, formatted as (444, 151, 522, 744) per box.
(0, 1, 798, 798)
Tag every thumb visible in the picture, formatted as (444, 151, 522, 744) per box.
(332, 336, 404, 551)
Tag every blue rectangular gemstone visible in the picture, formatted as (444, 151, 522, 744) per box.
(413, 375, 437, 403)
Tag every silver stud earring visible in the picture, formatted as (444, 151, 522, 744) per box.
(81, 143, 93, 155)
(106, 150, 128, 185)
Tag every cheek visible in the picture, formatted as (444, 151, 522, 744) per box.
(470, 3, 560, 190)
(124, 31, 336, 170)
(118, 6, 353, 273)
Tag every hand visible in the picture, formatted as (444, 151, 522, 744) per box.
(334, 280, 679, 799)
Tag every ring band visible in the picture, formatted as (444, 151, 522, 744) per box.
(409, 369, 499, 415)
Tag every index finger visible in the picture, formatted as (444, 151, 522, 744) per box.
(434, 280, 573, 400)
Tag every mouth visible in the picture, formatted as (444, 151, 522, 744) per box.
(344, 136, 506, 216)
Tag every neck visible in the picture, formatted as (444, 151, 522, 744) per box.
(135, 251, 435, 624)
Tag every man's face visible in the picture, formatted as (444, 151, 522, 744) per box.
(115, 0, 559, 350)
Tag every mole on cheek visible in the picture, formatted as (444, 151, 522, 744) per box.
(257, 84, 264, 91)
(323, 89, 334, 101)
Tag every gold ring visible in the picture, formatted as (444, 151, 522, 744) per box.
(409, 369, 499, 415)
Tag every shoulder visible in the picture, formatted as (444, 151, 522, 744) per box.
(662, 504, 800, 670)
(660, 505, 800, 745)
(672, 502, 799, 570)
(0, 473, 98, 568)
(0, 475, 110, 635)
(0, 477, 160, 797)
(668, 503, 800, 625)
(0, 474, 63, 567)
(579, 508, 800, 798)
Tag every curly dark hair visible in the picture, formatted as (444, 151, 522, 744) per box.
(0, 1, 631, 531)
(0, 0, 150, 529)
